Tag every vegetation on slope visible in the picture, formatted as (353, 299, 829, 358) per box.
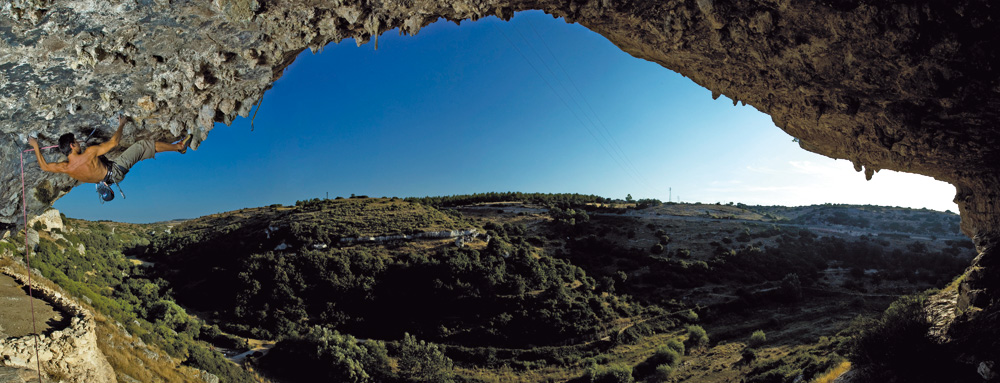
(2, 217, 255, 382)
(143, 198, 474, 324)
(1, 195, 977, 383)
(148, 199, 657, 347)
(755, 204, 964, 236)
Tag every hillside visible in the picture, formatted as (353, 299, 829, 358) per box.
(140, 197, 974, 382)
(145, 198, 652, 348)
(169, 197, 472, 241)
(0, 214, 250, 383)
(1, 196, 978, 383)
(751, 204, 963, 237)
(635, 202, 963, 238)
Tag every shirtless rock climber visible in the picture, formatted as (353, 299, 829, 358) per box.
(28, 115, 193, 201)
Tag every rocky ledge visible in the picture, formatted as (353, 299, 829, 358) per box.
(0, 267, 116, 383)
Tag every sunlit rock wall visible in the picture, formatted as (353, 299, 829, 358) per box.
(1, 0, 999, 371)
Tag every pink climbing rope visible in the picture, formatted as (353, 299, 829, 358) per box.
(20, 146, 51, 383)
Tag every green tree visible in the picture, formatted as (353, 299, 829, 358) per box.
(260, 326, 391, 383)
(149, 300, 198, 336)
(397, 333, 454, 383)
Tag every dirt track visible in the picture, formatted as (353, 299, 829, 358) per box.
(0, 274, 62, 338)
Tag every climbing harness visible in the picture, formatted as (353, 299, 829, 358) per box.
(96, 155, 126, 203)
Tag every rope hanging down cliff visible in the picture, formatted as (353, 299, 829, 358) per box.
(19, 143, 52, 383)
(15, 123, 104, 381)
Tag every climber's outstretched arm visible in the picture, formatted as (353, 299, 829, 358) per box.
(28, 137, 68, 174)
(92, 115, 127, 156)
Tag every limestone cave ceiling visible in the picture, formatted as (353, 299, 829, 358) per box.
(1, 0, 998, 238)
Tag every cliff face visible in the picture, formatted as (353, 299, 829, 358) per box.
(2, 0, 999, 372)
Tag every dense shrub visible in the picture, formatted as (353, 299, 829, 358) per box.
(650, 364, 673, 382)
(665, 339, 685, 356)
(658, 235, 671, 244)
(585, 364, 634, 383)
(685, 325, 709, 349)
(748, 330, 767, 348)
(651, 243, 665, 254)
(634, 342, 683, 379)
(846, 292, 969, 382)
(652, 346, 681, 367)
(198, 325, 248, 349)
(395, 333, 454, 383)
(849, 294, 931, 367)
(259, 326, 392, 383)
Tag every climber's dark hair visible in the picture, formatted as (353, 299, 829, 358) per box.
(58, 133, 76, 155)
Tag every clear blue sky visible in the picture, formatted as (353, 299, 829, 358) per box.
(53, 11, 958, 223)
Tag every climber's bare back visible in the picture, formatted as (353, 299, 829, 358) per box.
(60, 148, 108, 183)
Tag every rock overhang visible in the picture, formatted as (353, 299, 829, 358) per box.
(1, 0, 997, 234)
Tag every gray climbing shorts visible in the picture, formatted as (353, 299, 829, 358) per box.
(109, 139, 155, 183)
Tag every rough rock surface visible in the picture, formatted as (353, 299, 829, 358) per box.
(21, 230, 36, 252)
(0, 366, 40, 383)
(25, 209, 61, 233)
(2, 0, 1000, 372)
(0, 268, 116, 383)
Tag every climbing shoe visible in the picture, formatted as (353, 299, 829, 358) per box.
(178, 134, 193, 154)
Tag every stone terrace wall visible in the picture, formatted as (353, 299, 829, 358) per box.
(0, 267, 116, 383)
